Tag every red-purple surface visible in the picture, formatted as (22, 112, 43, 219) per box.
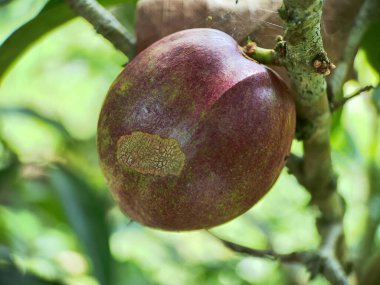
(97, 28, 295, 231)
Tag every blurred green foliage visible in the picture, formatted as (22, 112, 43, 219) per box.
(0, 0, 137, 80)
(0, 1, 380, 285)
(362, 20, 380, 74)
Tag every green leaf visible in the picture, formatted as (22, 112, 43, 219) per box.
(49, 166, 111, 285)
(0, 0, 75, 81)
(0, 0, 137, 82)
(362, 20, 380, 73)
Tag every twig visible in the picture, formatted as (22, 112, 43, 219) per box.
(208, 231, 310, 262)
(330, 85, 374, 111)
(330, 0, 380, 100)
(65, 0, 136, 56)
(209, 231, 349, 285)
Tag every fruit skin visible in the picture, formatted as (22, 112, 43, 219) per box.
(97, 28, 295, 231)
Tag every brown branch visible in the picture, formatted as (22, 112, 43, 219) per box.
(208, 231, 312, 263)
(65, 0, 135, 56)
(209, 231, 349, 285)
(330, 85, 374, 111)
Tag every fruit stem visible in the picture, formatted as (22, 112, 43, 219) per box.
(241, 42, 279, 66)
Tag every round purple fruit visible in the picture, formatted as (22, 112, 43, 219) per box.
(97, 28, 295, 231)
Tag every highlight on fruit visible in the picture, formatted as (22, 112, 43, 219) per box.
(97, 28, 296, 231)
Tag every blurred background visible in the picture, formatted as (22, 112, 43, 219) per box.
(0, 0, 379, 285)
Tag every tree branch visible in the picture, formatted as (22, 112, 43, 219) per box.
(243, 2, 350, 283)
(209, 231, 349, 285)
(209, 232, 311, 263)
(277, 0, 349, 283)
(65, 0, 136, 56)
(279, 0, 338, 200)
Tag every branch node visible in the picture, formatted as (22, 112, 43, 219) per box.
(312, 52, 335, 76)
(274, 38, 287, 58)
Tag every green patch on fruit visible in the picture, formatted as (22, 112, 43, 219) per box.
(111, 78, 133, 96)
(116, 131, 185, 177)
(118, 80, 133, 95)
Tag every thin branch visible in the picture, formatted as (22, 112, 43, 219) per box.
(330, 85, 374, 111)
(65, 0, 136, 56)
(330, 0, 380, 100)
(209, 231, 348, 285)
(208, 232, 311, 263)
